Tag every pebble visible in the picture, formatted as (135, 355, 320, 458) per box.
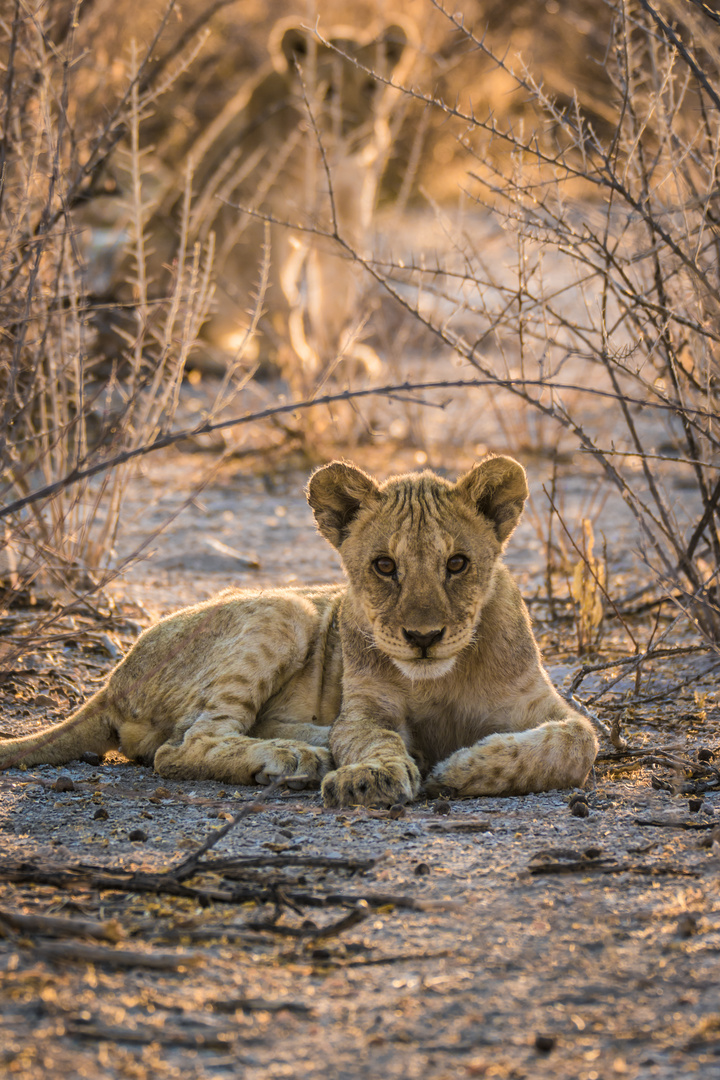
(388, 804, 406, 820)
(535, 1034, 556, 1053)
(81, 752, 101, 766)
(93, 807, 109, 821)
(52, 775, 75, 793)
(128, 829, 148, 842)
(570, 801, 590, 818)
(414, 862, 431, 876)
(433, 800, 452, 815)
(676, 913, 697, 939)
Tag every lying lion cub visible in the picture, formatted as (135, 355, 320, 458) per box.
(0, 457, 598, 805)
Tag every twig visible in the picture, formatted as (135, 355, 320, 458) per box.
(210, 997, 314, 1014)
(568, 644, 714, 696)
(528, 860, 699, 877)
(64, 1019, 229, 1046)
(4, 376, 716, 521)
(634, 817, 718, 830)
(171, 776, 287, 881)
(247, 901, 370, 941)
(0, 907, 123, 942)
(26, 941, 199, 969)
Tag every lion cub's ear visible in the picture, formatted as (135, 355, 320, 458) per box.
(307, 462, 381, 548)
(456, 456, 529, 542)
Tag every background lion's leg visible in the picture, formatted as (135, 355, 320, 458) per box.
(424, 711, 598, 797)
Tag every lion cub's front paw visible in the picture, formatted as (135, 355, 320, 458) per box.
(321, 759, 421, 808)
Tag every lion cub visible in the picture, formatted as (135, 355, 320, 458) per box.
(0, 457, 598, 804)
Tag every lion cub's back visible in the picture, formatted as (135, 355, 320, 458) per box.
(108, 583, 346, 722)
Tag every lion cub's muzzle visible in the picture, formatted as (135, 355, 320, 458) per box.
(402, 627, 446, 659)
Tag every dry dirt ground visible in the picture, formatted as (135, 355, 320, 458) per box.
(1, 449, 720, 1080)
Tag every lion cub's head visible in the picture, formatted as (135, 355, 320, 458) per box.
(307, 457, 528, 681)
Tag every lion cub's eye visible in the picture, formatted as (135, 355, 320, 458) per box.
(373, 556, 396, 576)
(447, 554, 468, 574)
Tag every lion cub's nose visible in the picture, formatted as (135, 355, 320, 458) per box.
(403, 627, 445, 654)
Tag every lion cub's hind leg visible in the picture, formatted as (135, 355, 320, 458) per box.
(425, 712, 598, 798)
(152, 597, 333, 789)
(153, 712, 331, 789)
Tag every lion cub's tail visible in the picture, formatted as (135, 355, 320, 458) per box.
(0, 690, 120, 770)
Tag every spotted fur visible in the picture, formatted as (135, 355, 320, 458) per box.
(0, 457, 598, 803)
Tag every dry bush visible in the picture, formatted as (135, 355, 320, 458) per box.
(0, 1, 224, 617)
(335, 0, 720, 645)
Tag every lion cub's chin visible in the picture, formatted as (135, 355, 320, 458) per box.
(391, 657, 458, 682)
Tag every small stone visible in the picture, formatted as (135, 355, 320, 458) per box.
(676, 913, 697, 939)
(34, 693, 57, 708)
(570, 801, 590, 818)
(388, 804, 406, 820)
(93, 807, 109, 821)
(583, 846, 602, 860)
(697, 748, 714, 763)
(699, 825, 720, 848)
(568, 792, 588, 807)
(688, 798, 704, 813)
(433, 799, 452, 815)
(52, 775, 75, 793)
(80, 752, 101, 766)
(414, 862, 431, 876)
(128, 828, 148, 842)
(534, 1034, 556, 1053)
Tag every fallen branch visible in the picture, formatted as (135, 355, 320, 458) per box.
(247, 901, 370, 941)
(26, 940, 199, 969)
(210, 996, 314, 1014)
(0, 907, 123, 943)
(64, 1018, 229, 1046)
(528, 860, 699, 877)
(634, 817, 718, 829)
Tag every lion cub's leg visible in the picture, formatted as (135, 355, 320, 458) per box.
(154, 713, 332, 789)
(152, 607, 332, 788)
(425, 700, 598, 798)
(250, 715, 331, 747)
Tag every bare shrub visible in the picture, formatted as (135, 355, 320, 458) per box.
(335, 0, 720, 643)
(0, 2, 220, 616)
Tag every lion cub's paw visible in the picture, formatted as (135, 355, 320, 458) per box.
(154, 738, 331, 788)
(321, 758, 421, 808)
(250, 741, 332, 789)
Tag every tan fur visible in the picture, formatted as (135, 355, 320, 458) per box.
(0, 457, 598, 803)
(146, 18, 415, 373)
(308, 458, 598, 806)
